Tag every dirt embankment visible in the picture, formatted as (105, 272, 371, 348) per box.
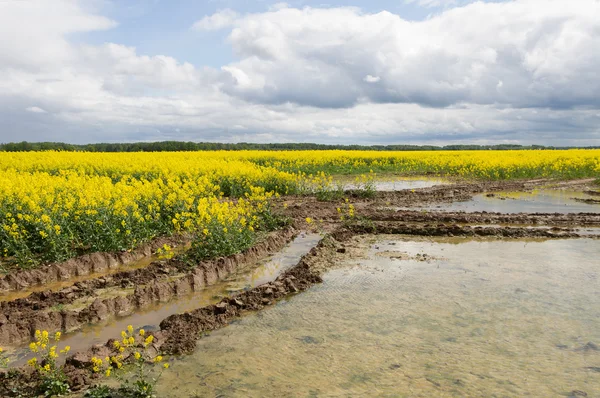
(345, 222, 585, 239)
(57, 236, 336, 391)
(0, 228, 297, 346)
(0, 235, 190, 294)
(281, 179, 597, 223)
(2, 178, 600, 394)
(51, 218, 600, 392)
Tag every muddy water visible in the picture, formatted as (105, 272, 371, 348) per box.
(337, 176, 449, 191)
(158, 237, 600, 397)
(0, 244, 189, 302)
(423, 189, 600, 213)
(8, 233, 321, 365)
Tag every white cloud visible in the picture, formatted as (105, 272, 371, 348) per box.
(192, 9, 239, 31)
(404, 0, 476, 8)
(364, 75, 381, 83)
(214, 1, 600, 109)
(0, 0, 115, 70)
(25, 106, 47, 114)
(0, 0, 599, 146)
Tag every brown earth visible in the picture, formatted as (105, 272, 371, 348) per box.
(0, 235, 190, 294)
(1, 178, 600, 395)
(573, 197, 600, 205)
(0, 228, 297, 345)
(57, 220, 596, 392)
(280, 179, 600, 226)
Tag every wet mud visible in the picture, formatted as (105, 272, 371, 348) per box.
(1, 178, 600, 394)
(0, 235, 190, 294)
(0, 228, 297, 346)
(58, 223, 598, 391)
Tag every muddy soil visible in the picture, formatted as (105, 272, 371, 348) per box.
(1, 178, 600, 395)
(281, 178, 600, 225)
(0, 235, 190, 294)
(55, 222, 597, 393)
(0, 228, 297, 346)
(350, 209, 600, 226)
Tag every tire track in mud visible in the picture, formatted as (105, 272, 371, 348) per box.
(2, 178, 600, 393)
(49, 221, 600, 392)
(0, 228, 298, 345)
(364, 210, 600, 226)
(345, 223, 590, 239)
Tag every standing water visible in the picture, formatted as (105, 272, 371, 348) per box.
(157, 237, 600, 397)
(337, 176, 449, 191)
(7, 233, 322, 365)
(421, 189, 600, 214)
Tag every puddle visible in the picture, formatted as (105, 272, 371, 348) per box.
(466, 225, 600, 236)
(158, 237, 600, 397)
(336, 175, 449, 191)
(0, 244, 189, 303)
(419, 189, 600, 214)
(7, 233, 321, 365)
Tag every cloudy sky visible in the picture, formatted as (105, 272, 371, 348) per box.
(1, 0, 599, 145)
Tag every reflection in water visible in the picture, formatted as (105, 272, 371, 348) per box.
(337, 176, 448, 191)
(423, 189, 600, 214)
(8, 233, 321, 365)
(158, 237, 600, 397)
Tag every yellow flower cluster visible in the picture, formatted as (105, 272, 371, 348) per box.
(240, 149, 600, 180)
(27, 330, 70, 374)
(0, 153, 289, 266)
(156, 244, 174, 260)
(92, 325, 170, 385)
(2, 149, 598, 267)
(0, 346, 8, 368)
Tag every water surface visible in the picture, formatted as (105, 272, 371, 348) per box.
(8, 233, 321, 364)
(337, 176, 449, 191)
(158, 237, 600, 397)
(421, 189, 600, 214)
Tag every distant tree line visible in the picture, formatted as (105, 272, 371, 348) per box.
(0, 141, 596, 152)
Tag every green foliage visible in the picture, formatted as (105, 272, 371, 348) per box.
(0, 347, 8, 368)
(38, 376, 70, 397)
(0, 141, 579, 153)
(308, 172, 345, 201)
(118, 379, 158, 398)
(336, 200, 375, 230)
(350, 173, 377, 199)
(27, 331, 71, 397)
(315, 185, 345, 201)
(187, 219, 255, 262)
(84, 385, 113, 398)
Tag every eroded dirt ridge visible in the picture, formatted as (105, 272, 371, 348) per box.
(0, 228, 297, 345)
(1, 178, 599, 393)
(0, 235, 190, 294)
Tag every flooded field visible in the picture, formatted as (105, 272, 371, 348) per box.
(157, 237, 600, 397)
(2, 177, 600, 397)
(417, 189, 600, 214)
(337, 175, 449, 191)
(7, 233, 321, 365)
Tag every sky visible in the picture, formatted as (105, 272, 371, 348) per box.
(0, 0, 599, 146)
